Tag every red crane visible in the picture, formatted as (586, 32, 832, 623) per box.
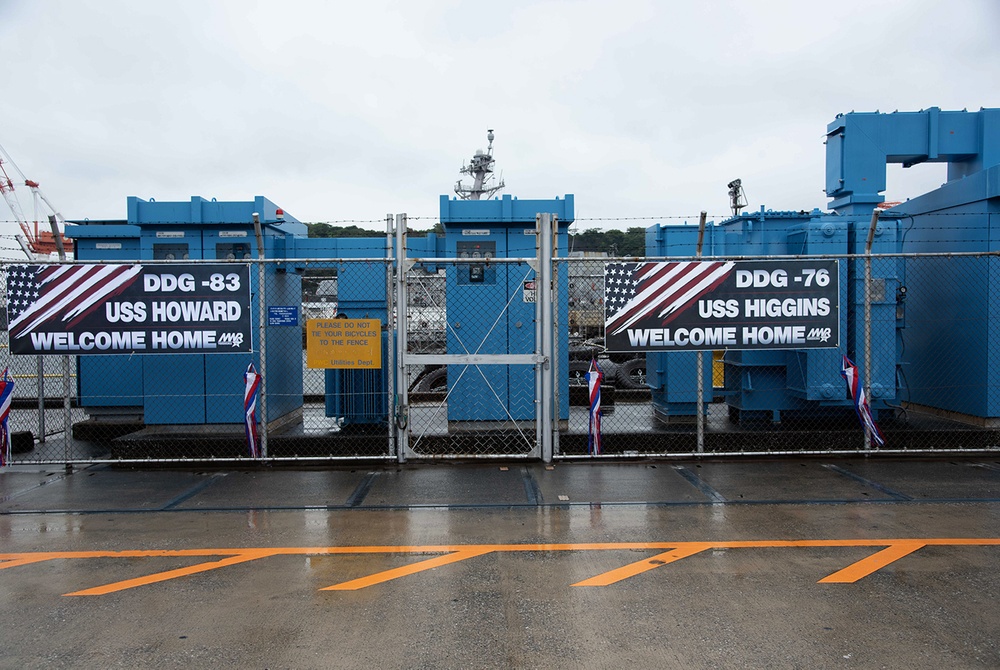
(0, 142, 73, 259)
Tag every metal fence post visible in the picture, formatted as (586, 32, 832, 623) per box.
(395, 213, 409, 463)
(863, 210, 880, 452)
(385, 214, 396, 460)
(36, 356, 45, 443)
(696, 211, 707, 453)
(551, 215, 561, 459)
(252, 213, 268, 459)
(50, 217, 71, 463)
(61, 355, 70, 463)
(539, 212, 554, 463)
(535, 215, 543, 457)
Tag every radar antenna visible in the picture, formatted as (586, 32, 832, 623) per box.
(455, 129, 505, 200)
(727, 178, 747, 217)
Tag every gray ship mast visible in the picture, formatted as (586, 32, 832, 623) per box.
(454, 129, 505, 200)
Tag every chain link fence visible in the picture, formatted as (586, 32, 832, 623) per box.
(2, 249, 999, 464)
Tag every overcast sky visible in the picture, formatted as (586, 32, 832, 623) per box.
(1, 0, 998, 255)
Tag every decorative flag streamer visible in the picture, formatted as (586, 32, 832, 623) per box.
(586, 358, 603, 456)
(0, 368, 14, 467)
(840, 355, 885, 447)
(244, 363, 262, 458)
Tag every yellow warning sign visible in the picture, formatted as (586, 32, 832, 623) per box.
(306, 318, 382, 369)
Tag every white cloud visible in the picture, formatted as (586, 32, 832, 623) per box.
(0, 0, 997, 250)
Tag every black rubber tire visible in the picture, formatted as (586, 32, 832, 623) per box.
(616, 358, 649, 389)
(416, 367, 449, 392)
(408, 365, 441, 392)
(11, 431, 34, 454)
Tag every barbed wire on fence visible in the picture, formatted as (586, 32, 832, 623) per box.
(0, 211, 996, 227)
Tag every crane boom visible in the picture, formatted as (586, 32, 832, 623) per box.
(0, 154, 34, 258)
(0, 142, 74, 259)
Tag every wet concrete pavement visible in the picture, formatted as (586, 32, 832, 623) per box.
(2, 458, 999, 669)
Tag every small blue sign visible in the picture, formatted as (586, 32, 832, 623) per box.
(268, 306, 299, 326)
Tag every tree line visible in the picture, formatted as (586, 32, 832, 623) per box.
(307, 224, 646, 256)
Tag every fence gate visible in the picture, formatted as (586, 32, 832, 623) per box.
(399, 259, 545, 459)
(396, 214, 557, 460)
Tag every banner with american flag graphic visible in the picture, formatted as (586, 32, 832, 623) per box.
(604, 259, 840, 352)
(5, 264, 253, 355)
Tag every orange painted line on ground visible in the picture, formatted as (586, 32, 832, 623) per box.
(0, 539, 996, 596)
(573, 543, 713, 587)
(1, 538, 999, 564)
(819, 542, 926, 584)
(321, 548, 495, 591)
(706, 538, 1000, 549)
(0, 555, 61, 569)
(0, 549, 253, 560)
(63, 550, 279, 597)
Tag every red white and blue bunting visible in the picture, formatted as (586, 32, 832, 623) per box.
(586, 359, 603, 455)
(840, 355, 885, 447)
(0, 368, 14, 467)
(243, 363, 262, 458)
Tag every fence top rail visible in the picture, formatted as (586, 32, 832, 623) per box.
(0, 257, 540, 266)
(3, 250, 999, 269)
(558, 250, 1000, 262)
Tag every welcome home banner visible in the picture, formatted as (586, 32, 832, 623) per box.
(604, 259, 840, 352)
(6, 264, 253, 355)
